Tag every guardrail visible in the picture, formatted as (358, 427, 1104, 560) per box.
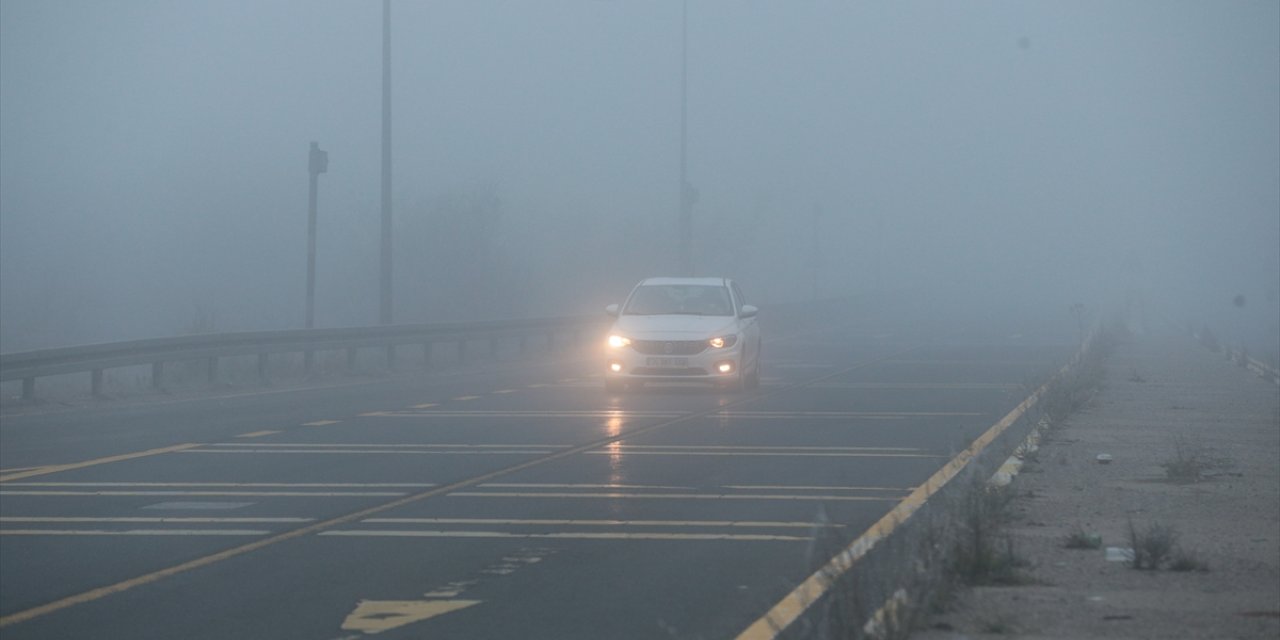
(0, 316, 610, 401)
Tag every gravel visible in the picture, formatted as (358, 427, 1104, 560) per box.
(915, 334, 1280, 639)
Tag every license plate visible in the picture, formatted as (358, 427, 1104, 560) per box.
(646, 357, 688, 367)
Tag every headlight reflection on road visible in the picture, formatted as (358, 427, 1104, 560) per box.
(604, 412, 626, 496)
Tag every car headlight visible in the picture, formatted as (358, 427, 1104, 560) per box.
(709, 335, 738, 349)
(607, 335, 631, 349)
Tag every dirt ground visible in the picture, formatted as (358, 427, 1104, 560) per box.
(915, 333, 1280, 640)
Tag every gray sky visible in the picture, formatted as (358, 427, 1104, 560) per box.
(2, 1, 1277, 351)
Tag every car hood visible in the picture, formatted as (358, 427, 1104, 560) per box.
(611, 314, 738, 339)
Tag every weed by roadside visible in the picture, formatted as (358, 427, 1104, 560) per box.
(1062, 523, 1102, 549)
(1128, 519, 1177, 570)
(1161, 433, 1234, 483)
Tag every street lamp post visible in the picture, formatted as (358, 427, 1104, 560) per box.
(677, 0, 691, 276)
(379, 0, 394, 325)
(305, 141, 328, 374)
(306, 141, 328, 330)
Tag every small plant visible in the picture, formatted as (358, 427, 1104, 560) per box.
(1161, 434, 1232, 483)
(1169, 548, 1210, 572)
(1128, 519, 1177, 570)
(948, 486, 1032, 586)
(1063, 524, 1102, 549)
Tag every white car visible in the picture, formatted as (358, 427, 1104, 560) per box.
(603, 277, 761, 392)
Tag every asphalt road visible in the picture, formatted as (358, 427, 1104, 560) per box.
(0, 309, 1074, 639)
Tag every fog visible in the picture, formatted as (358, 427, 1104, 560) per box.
(2, 1, 1277, 353)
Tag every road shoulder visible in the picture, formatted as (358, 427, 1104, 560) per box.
(917, 334, 1280, 639)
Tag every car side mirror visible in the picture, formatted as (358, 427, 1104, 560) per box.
(740, 304, 758, 318)
(605, 303, 620, 317)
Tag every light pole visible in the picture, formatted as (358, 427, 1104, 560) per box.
(306, 141, 328, 329)
(677, 0, 692, 276)
(379, 0, 394, 325)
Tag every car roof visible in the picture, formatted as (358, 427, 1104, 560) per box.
(637, 277, 729, 287)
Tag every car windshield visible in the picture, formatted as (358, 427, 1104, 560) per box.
(623, 284, 733, 316)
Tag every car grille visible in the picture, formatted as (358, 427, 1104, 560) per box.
(631, 340, 707, 355)
(632, 367, 707, 376)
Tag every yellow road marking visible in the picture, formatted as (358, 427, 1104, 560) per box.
(1, 529, 271, 536)
(736, 375, 1054, 638)
(0, 444, 200, 483)
(0, 466, 47, 474)
(322, 530, 811, 542)
(301, 420, 340, 426)
(234, 430, 280, 438)
(492, 389, 517, 394)
(363, 518, 842, 529)
(341, 599, 481, 634)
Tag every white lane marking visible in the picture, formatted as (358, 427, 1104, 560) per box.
(0, 490, 407, 497)
(722, 485, 912, 492)
(0, 529, 271, 537)
(362, 410, 681, 418)
(302, 420, 341, 427)
(582, 450, 943, 458)
(235, 431, 281, 438)
(182, 449, 556, 455)
(479, 483, 689, 490)
(363, 518, 843, 529)
(320, 530, 811, 542)
(446, 492, 898, 502)
(0, 517, 313, 523)
(807, 382, 1020, 390)
(2, 482, 436, 488)
(205, 443, 563, 449)
(2, 481, 437, 486)
(607, 445, 922, 452)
